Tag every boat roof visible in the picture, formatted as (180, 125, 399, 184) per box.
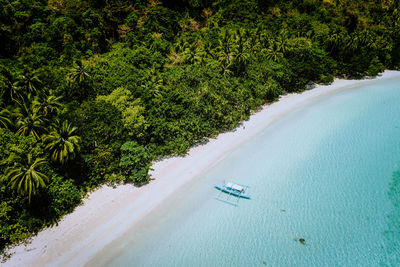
(226, 182, 243, 191)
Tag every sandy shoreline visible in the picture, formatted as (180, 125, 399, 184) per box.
(4, 70, 400, 267)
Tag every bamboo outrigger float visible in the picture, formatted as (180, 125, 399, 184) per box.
(215, 181, 250, 206)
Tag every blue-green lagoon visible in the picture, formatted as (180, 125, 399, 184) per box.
(94, 76, 400, 266)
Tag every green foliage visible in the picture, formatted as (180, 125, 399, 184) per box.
(71, 100, 125, 184)
(284, 38, 335, 90)
(89, 45, 166, 96)
(0, 109, 12, 128)
(8, 223, 31, 244)
(15, 110, 46, 140)
(119, 141, 151, 185)
(44, 120, 81, 164)
(67, 61, 90, 85)
(46, 175, 82, 218)
(1, 0, 399, 253)
(0, 128, 42, 168)
(366, 57, 385, 77)
(33, 95, 62, 117)
(4, 154, 48, 204)
(97, 87, 146, 138)
(0, 200, 14, 245)
(73, 100, 126, 153)
(14, 69, 42, 95)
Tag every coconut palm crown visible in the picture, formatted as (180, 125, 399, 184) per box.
(67, 61, 90, 85)
(15, 102, 46, 140)
(44, 120, 81, 164)
(33, 94, 62, 116)
(14, 69, 42, 95)
(5, 154, 48, 204)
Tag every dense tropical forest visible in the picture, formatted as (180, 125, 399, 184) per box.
(0, 0, 399, 253)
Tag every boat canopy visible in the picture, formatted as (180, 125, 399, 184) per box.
(226, 182, 244, 191)
(215, 181, 250, 206)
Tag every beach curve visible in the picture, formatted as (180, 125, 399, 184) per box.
(4, 70, 400, 267)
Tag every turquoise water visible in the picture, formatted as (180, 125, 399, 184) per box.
(104, 77, 400, 266)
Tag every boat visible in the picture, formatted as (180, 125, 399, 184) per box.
(215, 181, 251, 201)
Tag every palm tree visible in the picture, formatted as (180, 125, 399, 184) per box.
(0, 108, 12, 128)
(140, 69, 164, 101)
(276, 31, 289, 54)
(67, 61, 90, 85)
(233, 36, 250, 75)
(263, 42, 283, 62)
(325, 31, 346, 55)
(15, 101, 46, 140)
(33, 95, 62, 116)
(247, 31, 259, 53)
(201, 40, 215, 59)
(217, 31, 235, 66)
(219, 62, 233, 78)
(44, 120, 81, 164)
(4, 154, 48, 204)
(259, 33, 272, 50)
(0, 68, 22, 104)
(182, 43, 202, 64)
(16, 113, 45, 140)
(14, 69, 42, 95)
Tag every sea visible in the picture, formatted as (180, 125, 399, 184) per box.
(96, 76, 400, 266)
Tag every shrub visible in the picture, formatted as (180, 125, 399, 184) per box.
(119, 141, 152, 185)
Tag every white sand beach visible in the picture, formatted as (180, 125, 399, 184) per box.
(4, 70, 400, 267)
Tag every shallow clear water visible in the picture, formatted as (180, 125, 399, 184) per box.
(106, 77, 400, 266)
